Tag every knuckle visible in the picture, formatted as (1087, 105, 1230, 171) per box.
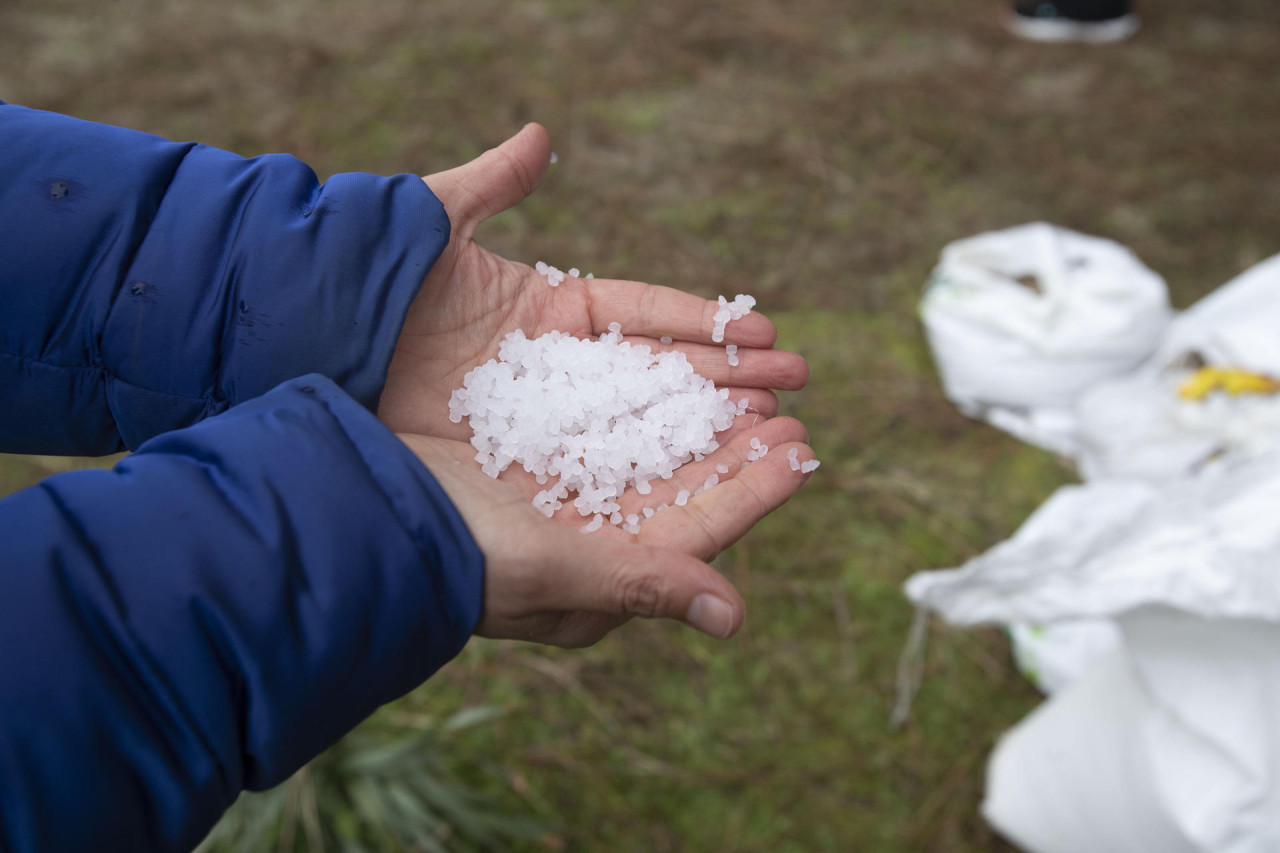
(616, 570, 666, 619)
(684, 502, 724, 561)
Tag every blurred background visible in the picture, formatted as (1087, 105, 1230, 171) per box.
(2, 0, 1277, 850)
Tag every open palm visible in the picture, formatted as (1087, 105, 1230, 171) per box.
(377, 123, 808, 442)
(378, 124, 815, 645)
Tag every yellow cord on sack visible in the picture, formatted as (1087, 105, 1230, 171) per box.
(1178, 367, 1280, 401)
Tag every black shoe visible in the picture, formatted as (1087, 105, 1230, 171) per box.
(1008, 0, 1140, 43)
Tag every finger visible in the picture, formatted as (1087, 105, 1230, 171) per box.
(719, 388, 779, 420)
(423, 123, 552, 230)
(621, 417, 808, 515)
(644, 440, 816, 563)
(539, 530, 746, 639)
(657, 342, 809, 391)
(587, 281, 779, 348)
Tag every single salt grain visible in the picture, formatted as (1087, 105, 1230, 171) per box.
(569, 268, 580, 278)
(550, 152, 559, 164)
(716, 463, 729, 474)
(636, 479, 652, 495)
(675, 490, 690, 506)
(582, 514, 604, 533)
(610, 512, 624, 525)
(643, 506, 655, 518)
(750, 437, 761, 449)
(626, 514, 639, 526)
(801, 459, 820, 473)
(608, 321, 622, 335)
(660, 336, 673, 346)
(585, 273, 594, 280)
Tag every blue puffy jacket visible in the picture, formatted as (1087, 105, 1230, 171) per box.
(0, 103, 485, 852)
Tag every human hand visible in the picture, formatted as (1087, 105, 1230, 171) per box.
(382, 123, 815, 647)
(377, 123, 809, 441)
(399, 413, 815, 647)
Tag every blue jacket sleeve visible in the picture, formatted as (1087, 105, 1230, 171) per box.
(0, 102, 449, 455)
(0, 375, 485, 853)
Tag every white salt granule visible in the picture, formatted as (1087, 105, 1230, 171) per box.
(726, 344, 739, 367)
(581, 514, 604, 533)
(704, 474, 719, 490)
(550, 152, 559, 164)
(660, 336, 673, 346)
(450, 327, 741, 523)
(750, 437, 761, 449)
(569, 268, 580, 278)
(675, 490, 690, 507)
(801, 459, 820, 474)
(585, 273, 594, 280)
(716, 463, 729, 475)
(643, 506, 655, 518)
(788, 448, 800, 471)
(711, 294, 757, 344)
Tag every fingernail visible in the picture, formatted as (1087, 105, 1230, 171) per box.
(687, 594, 735, 639)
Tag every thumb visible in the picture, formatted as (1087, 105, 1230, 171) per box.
(423, 123, 552, 231)
(553, 533, 746, 640)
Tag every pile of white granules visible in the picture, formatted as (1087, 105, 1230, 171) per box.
(449, 276, 816, 534)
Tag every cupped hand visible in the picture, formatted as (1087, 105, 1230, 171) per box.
(383, 123, 816, 647)
(399, 413, 816, 648)
(377, 123, 809, 441)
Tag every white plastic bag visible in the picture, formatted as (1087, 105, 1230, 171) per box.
(919, 222, 1171, 455)
(912, 237, 1280, 852)
(985, 610, 1280, 853)
(906, 450, 1280, 852)
(1075, 253, 1280, 482)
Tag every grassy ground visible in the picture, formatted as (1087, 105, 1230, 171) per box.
(3, 0, 1278, 849)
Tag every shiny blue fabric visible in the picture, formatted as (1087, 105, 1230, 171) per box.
(0, 105, 486, 851)
(0, 102, 449, 453)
